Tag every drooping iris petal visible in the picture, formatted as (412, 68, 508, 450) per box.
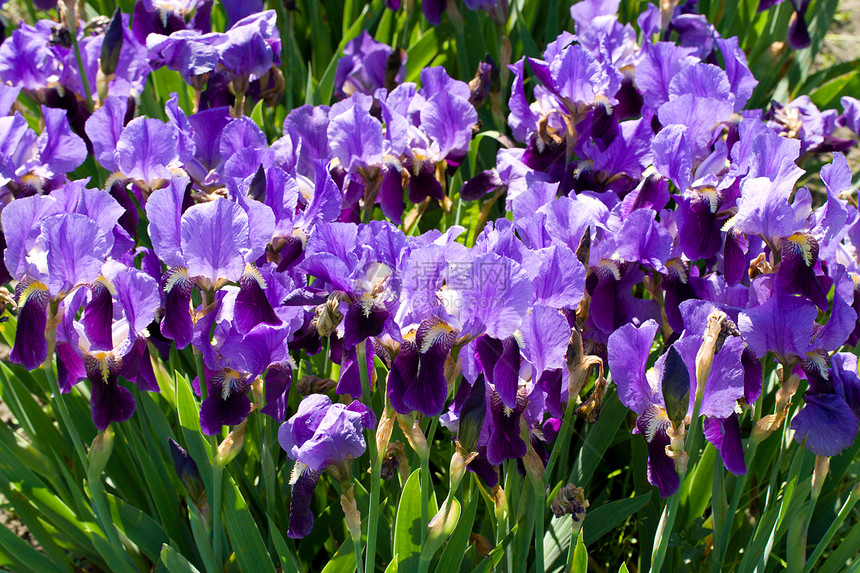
(10, 281, 50, 371)
(287, 467, 320, 539)
(86, 353, 136, 431)
(704, 414, 747, 475)
(791, 394, 858, 457)
(636, 405, 679, 497)
(161, 268, 195, 349)
(774, 233, 829, 310)
(486, 389, 528, 466)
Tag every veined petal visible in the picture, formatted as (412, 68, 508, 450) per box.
(10, 280, 50, 371)
(180, 199, 250, 285)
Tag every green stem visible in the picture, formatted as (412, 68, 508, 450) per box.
(357, 341, 377, 573)
(211, 462, 224, 566)
(43, 353, 135, 572)
(804, 485, 860, 572)
(533, 481, 546, 573)
(565, 526, 581, 572)
(712, 455, 725, 563)
(544, 398, 576, 485)
(651, 392, 705, 572)
(70, 23, 93, 111)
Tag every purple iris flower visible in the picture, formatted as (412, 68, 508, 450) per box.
(54, 265, 160, 430)
(85, 102, 191, 192)
(838, 96, 860, 135)
(608, 320, 681, 496)
(278, 394, 376, 538)
(300, 220, 408, 351)
(0, 105, 87, 194)
(218, 10, 281, 83)
(146, 30, 222, 85)
(791, 352, 860, 456)
(3, 183, 134, 370)
(146, 175, 275, 348)
(334, 31, 406, 99)
(191, 281, 303, 433)
(0, 21, 62, 91)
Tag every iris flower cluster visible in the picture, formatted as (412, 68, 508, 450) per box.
(1, 0, 859, 541)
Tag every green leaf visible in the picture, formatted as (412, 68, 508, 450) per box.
(0, 517, 65, 573)
(571, 390, 627, 489)
(320, 536, 356, 573)
(572, 530, 587, 573)
(174, 372, 213, 492)
(250, 99, 265, 130)
(405, 29, 442, 83)
(104, 492, 169, 563)
(583, 493, 652, 546)
(618, 563, 630, 573)
(222, 472, 276, 573)
(161, 544, 203, 573)
(393, 469, 423, 570)
(268, 516, 301, 573)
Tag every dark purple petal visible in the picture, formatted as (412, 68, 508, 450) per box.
(287, 468, 320, 539)
(87, 354, 136, 430)
(10, 281, 49, 371)
(774, 233, 829, 310)
(161, 268, 195, 349)
(388, 340, 420, 415)
(261, 363, 293, 422)
(82, 280, 114, 352)
(742, 345, 763, 405)
(636, 407, 679, 497)
(120, 336, 159, 393)
(200, 388, 252, 437)
(486, 390, 527, 465)
(235, 267, 280, 333)
(704, 414, 747, 475)
(677, 192, 723, 260)
(342, 299, 388, 349)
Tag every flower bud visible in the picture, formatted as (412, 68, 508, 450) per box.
(522, 446, 546, 490)
(376, 405, 396, 462)
(492, 485, 508, 521)
(214, 420, 247, 468)
(87, 427, 115, 481)
(99, 8, 124, 77)
(457, 377, 486, 454)
(397, 415, 430, 461)
(168, 438, 207, 511)
(468, 56, 494, 109)
(661, 346, 690, 428)
(427, 497, 461, 543)
(340, 486, 362, 543)
(812, 455, 830, 500)
(695, 311, 727, 398)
